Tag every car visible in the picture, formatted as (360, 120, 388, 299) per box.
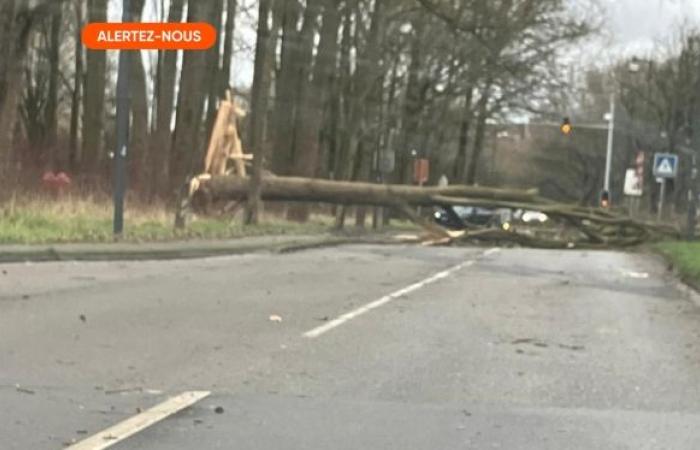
(513, 209, 549, 224)
(433, 205, 512, 230)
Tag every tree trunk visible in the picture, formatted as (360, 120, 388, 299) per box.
(198, 175, 539, 206)
(286, 0, 329, 222)
(398, 17, 426, 184)
(334, 0, 385, 228)
(69, 0, 83, 172)
(454, 86, 473, 182)
(269, 0, 301, 175)
(220, 0, 237, 93)
(354, 139, 373, 227)
(204, 0, 224, 136)
(82, 0, 108, 174)
(0, 2, 49, 173)
(465, 85, 491, 185)
(44, 4, 62, 162)
(170, 0, 216, 192)
(149, 0, 184, 198)
(244, 0, 275, 224)
(0, 1, 17, 103)
(129, 0, 149, 189)
(329, 1, 353, 182)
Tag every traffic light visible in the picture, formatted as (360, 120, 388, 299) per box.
(560, 117, 572, 135)
(600, 190, 610, 208)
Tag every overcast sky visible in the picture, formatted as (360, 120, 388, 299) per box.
(108, 0, 700, 88)
(600, 0, 700, 55)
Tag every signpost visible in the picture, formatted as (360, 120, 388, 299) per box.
(113, 0, 131, 236)
(413, 158, 430, 186)
(623, 152, 646, 216)
(623, 169, 643, 196)
(653, 153, 679, 221)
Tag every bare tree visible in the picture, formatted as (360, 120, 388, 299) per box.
(245, 0, 276, 224)
(81, 0, 108, 174)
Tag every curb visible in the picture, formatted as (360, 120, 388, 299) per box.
(0, 235, 375, 264)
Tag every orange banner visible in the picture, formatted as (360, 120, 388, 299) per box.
(82, 23, 217, 50)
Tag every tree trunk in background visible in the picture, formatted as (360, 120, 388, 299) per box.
(453, 86, 473, 182)
(220, 0, 237, 94)
(245, 0, 275, 224)
(44, 4, 62, 163)
(204, 0, 224, 136)
(398, 18, 426, 185)
(170, 0, 216, 192)
(82, 0, 108, 174)
(465, 85, 491, 185)
(354, 139, 373, 227)
(270, 0, 301, 175)
(0, 0, 17, 124)
(285, 0, 328, 222)
(0, 1, 16, 103)
(69, 0, 84, 172)
(150, 0, 184, 198)
(329, 1, 353, 182)
(0, 1, 61, 174)
(334, 0, 385, 228)
(129, 0, 149, 188)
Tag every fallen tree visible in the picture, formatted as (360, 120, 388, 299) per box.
(191, 175, 540, 207)
(185, 174, 679, 248)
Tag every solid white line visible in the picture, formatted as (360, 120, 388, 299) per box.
(303, 260, 476, 339)
(65, 391, 210, 450)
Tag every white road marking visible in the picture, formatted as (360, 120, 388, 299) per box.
(65, 390, 210, 450)
(621, 270, 649, 279)
(303, 248, 500, 339)
(483, 247, 501, 257)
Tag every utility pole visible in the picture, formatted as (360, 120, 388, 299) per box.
(113, 0, 131, 236)
(687, 155, 697, 240)
(658, 178, 666, 222)
(603, 93, 615, 197)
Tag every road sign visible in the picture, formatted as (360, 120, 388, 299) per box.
(653, 153, 678, 179)
(378, 149, 395, 174)
(623, 168, 643, 196)
(413, 158, 429, 185)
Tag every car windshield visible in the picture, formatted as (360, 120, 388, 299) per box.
(3, 1, 700, 449)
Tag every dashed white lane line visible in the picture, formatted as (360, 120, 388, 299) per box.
(303, 248, 500, 339)
(65, 390, 210, 450)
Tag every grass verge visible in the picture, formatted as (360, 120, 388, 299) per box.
(0, 195, 330, 244)
(0, 194, 420, 245)
(655, 241, 700, 286)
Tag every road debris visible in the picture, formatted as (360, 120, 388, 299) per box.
(104, 387, 142, 395)
(269, 314, 283, 323)
(187, 174, 681, 249)
(15, 384, 35, 395)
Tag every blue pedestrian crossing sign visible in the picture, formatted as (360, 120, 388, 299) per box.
(653, 153, 679, 179)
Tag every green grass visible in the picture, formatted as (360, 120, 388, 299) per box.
(0, 194, 331, 244)
(656, 241, 700, 283)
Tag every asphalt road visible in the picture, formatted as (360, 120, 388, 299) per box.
(2, 245, 700, 449)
